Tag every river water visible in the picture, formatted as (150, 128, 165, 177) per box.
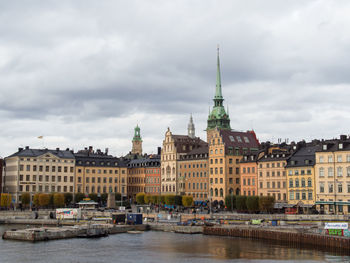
(0, 225, 349, 263)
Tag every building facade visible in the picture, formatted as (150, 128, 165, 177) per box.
(160, 126, 206, 195)
(315, 137, 350, 215)
(74, 147, 128, 197)
(240, 153, 261, 197)
(4, 147, 75, 204)
(286, 143, 317, 210)
(257, 147, 290, 203)
(178, 146, 209, 202)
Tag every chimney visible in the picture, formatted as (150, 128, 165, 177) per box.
(66, 148, 69, 151)
(56, 148, 60, 151)
(25, 146, 29, 150)
(18, 148, 23, 152)
(340, 135, 347, 141)
(105, 148, 109, 155)
(88, 146, 93, 154)
(157, 147, 161, 155)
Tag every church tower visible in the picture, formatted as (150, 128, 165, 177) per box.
(207, 46, 231, 142)
(131, 125, 143, 155)
(188, 114, 195, 138)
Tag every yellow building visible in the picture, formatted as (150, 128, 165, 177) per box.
(315, 137, 350, 215)
(74, 147, 127, 198)
(4, 147, 75, 204)
(286, 143, 317, 211)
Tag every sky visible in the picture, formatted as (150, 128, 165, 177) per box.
(1, 0, 350, 158)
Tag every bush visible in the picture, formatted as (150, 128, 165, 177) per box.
(236, 195, 247, 212)
(144, 194, 152, 204)
(136, 193, 145, 204)
(259, 196, 275, 213)
(53, 193, 65, 208)
(225, 195, 236, 211)
(164, 194, 175, 205)
(21, 193, 31, 208)
(88, 193, 98, 202)
(246, 196, 259, 213)
(64, 193, 73, 205)
(1, 193, 11, 208)
(33, 193, 40, 207)
(39, 193, 50, 207)
(174, 195, 182, 206)
(182, 196, 193, 207)
(75, 193, 85, 203)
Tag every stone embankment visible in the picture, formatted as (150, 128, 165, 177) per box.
(148, 223, 203, 234)
(2, 224, 148, 242)
(204, 225, 350, 252)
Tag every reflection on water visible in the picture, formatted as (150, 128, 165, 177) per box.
(0, 225, 349, 263)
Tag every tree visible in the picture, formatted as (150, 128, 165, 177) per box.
(33, 193, 40, 207)
(115, 193, 122, 201)
(225, 194, 236, 211)
(53, 193, 65, 208)
(136, 193, 145, 204)
(165, 194, 175, 205)
(39, 193, 50, 208)
(88, 193, 98, 202)
(150, 195, 157, 204)
(182, 196, 193, 207)
(1, 193, 11, 208)
(174, 195, 183, 206)
(64, 193, 73, 206)
(259, 196, 275, 213)
(159, 195, 165, 205)
(246, 196, 259, 213)
(75, 193, 85, 203)
(49, 193, 55, 208)
(144, 194, 152, 204)
(101, 193, 108, 204)
(21, 193, 31, 208)
(236, 195, 247, 212)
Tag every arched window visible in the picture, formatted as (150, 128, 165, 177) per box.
(166, 166, 171, 176)
(236, 188, 240, 195)
(220, 188, 223, 197)
(308, 178, 312, 187)
(210, 188, 213, 197)
(301, 178, 305, 187)
(215, 188, 218, 197)
(166, 185, 168, 192)
(229, 188, 233, 195)
(172, 167, 176, 175)
(295, 179, 299, 187)
(289, 179, 293, 188)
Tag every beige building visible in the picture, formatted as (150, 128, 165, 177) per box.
(161, 125, 206, 195)
(74, 147, 128, 198)
(178, 146, 209, 201)
(4, 147, 75, 204)
(257, 147, 290, 203)
(315, 137, 350, 215)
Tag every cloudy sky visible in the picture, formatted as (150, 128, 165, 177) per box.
(1, 0, 350, 158)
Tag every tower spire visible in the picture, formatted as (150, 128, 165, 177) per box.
(215, 44, 223, 99)
(188, 114, 195, 138)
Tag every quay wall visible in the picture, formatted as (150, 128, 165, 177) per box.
(204, 226, 350, 252)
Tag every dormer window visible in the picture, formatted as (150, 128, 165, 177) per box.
(323, 144, 327, 150)
(271, 155, 274, 158)
(276, 154, 279, 158)
(293, 146, 296, 150)
(282, 154, 285, 157)
(229, 136, 235, 142)
(339, 143, 343, 150)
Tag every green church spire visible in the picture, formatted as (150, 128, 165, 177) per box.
(207, 46, 231, 131)
(215, 45, 223, 100)
(133, 125, 142, 142)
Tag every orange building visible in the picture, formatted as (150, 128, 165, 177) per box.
(240, 153, 261, 196)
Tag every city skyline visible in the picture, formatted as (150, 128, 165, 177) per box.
(2, 1, 350, 158)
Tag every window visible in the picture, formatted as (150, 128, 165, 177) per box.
(236, 136, 242, 142)
(328, 155, 333, 163)
(337, 155, 342, 162)
(301, 178, 305, 187)
(328, 183, 333, 193)
(289, 192, 294, 200)
(302, 192, 306, 200)
(320, 183, 324, 193)
(308, 192, 312, 200)
(337, 167, 343, 177)
(328, 167, 334, 177)
(244, 137, 250, 143)
(296, 192, 300, 200)
(295, 179, 299, 187)
(319, 167, 324, 177)
(338, 183, 343, 193)
(319, 156, 324, 163)
(308, 178, 312, 187)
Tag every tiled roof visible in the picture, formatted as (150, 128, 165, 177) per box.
(7, 147, 75, 159)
